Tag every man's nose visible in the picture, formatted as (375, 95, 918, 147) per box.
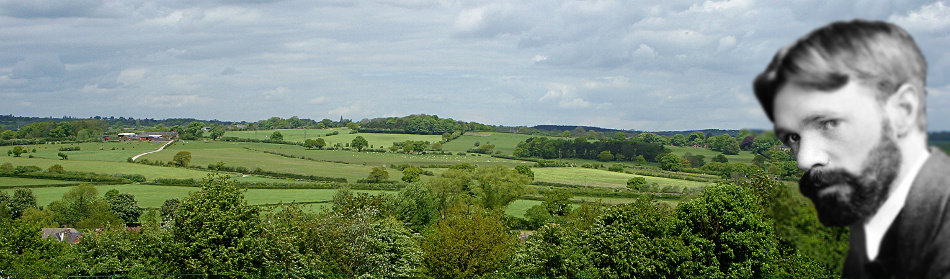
(795, 138, 828, 171)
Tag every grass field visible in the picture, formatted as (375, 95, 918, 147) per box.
(0, 141, 166, 162)
(237, 142, 531, 167)
(1, 184, 394, 209)
(666, 145, 757, 164)
(441, 132, 561, 155)
(224, 128, 444, 149)
(0, 177, 79, 187)
(532, 167, 710, 189)
(141, 141, 387, 182)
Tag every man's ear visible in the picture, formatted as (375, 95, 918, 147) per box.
(886, 83, 922, 138)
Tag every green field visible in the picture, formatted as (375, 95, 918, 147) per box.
(1, 184, 393, 209)
(236, 142, 531, 167)
(0, 177, 79, 187)
(532, 167, 710, 189)
(0, 141, 166, 162)
(224, 128, 444, 149)
(666, 145, 757, 164)
(442, 132, 564, 155)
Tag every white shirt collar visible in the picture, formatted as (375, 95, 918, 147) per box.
(864, 150, 931, 261)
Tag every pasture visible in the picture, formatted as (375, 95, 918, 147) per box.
(224, 128, 444, 149)
(532, 167, 710, 189)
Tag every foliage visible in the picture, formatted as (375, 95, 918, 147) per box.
(57, 152, 68, 160)
(10, 145, 26, 157)
(160, 198, 180, 225)
(47, 184, 123, 230)
(366, 167, 390, 183)
(514, 136, 667, 162)
(173, 174, 267, 275)
(172, 151, 192, 167)
(515, 165, 534, 180)
(422, 202, 517, 278)
(104, 189, 143, 225)
(351, 135, 368, 151)
(657, 153, 683, 171)
(8, 188, 38, 219)
(401, 166, 422, 183)
(626, 176, 647, 190)
(269, 130, 284, 141)
(303, 138, 326, 149)
(597, 150, 615, 161)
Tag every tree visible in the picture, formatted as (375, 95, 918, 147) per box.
(160, 198, 180, 225)
(627, 177, 647, 190)
(597, 150, 615, 162)
(183, 121, 205, 140)
(209, 125, 226, 140)
(11, 146, 26, 157)
(658, 153, 682, 171)
(270, 131, 283, 141)
(9, 188, 37, 219)
(472, 166, 531, 211)
(57, 152, 68, 160)
(172, 151, 192, 167)
(635, 155, 647, 165)
(304, 138, 327, 149)
(346, 122, 360, 131)
(422, 203, 517, 278)
(515, 165, 534, 181)
(402, 167, 422, 183)
(351, 135, 368, 152)
(48, 164, 65, 173)
(671, 134, 688, 146)
(104, 189, 143, 225)
(0, 129, 14, 140)
(367, 167, 389, 183)
(173, 174, 266, 274)
(713, 154, 729, 163)
(47, 184, 122, 229)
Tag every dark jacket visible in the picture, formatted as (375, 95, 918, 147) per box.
(844, 148, 950, 278)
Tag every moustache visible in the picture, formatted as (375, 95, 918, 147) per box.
(799, 168, 860, 198)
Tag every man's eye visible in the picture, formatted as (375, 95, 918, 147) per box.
(820, 119, 839, 130)
(785, 134, 800, 144)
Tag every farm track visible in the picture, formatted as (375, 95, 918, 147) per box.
(131, 140, 175, 161)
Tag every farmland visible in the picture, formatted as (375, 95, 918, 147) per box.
(0, 129, 726, 219)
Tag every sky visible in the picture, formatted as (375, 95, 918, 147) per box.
(2, 0, 950, 131)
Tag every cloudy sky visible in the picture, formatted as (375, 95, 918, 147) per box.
(2, 0, 950, 131)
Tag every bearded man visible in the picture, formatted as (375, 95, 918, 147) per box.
(753, 19, 950, 278)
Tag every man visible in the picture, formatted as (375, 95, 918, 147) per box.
(753, 20, 950, 278)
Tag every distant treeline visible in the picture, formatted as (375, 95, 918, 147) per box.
(357, 114, 492, 135)
(513, 137, 668, 162)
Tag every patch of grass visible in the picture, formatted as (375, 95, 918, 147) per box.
(0, 141, 167, 162)
(532, 167, 709, 189)
(224, 128, 443, 149)
(239, 142, 530, 167)
(666, 145, 756, 164)
(505, 199, 542, 219)
(441, 132, 549, 155)
(0, 177, 79, 187)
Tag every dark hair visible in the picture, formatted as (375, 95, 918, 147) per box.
(753, 19, 927, 129)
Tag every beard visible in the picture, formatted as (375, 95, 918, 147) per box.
(798, 122, 902, 227)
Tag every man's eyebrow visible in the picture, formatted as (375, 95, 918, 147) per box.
(773, 111, 838, 140)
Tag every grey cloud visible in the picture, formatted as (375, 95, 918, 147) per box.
(0, 0, 104, 18)
(11, 55, 66, 79)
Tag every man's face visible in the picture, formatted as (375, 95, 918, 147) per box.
(772, 80, 902, 227)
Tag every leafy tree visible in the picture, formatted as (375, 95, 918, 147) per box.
(422, 202, 517, 278)
(48, 164, 65, 173)
(597, 150, 615, 161)
(658, 153, 682, 171)
(514, 165, 534, 180)
(57, 152, 68, 160)
(670, 134, 688, 146)
(160, 198, 180, 225)
(626, 177, 647, 190)
(688, 131, 706, 146)
(0, 129, 14, 140)
(173, 151, 191, 167)
(401, 167, 422, 183)
(351, 135, 368, 152)
(367, 167, 389, 183)
(48, 184, 123, 229)
(713, 154, 729, 163)
(304, 138, 326, 149)
(208, 125, 226, 140)
(389, 183, 439, 233)
(682, 152, 705, 168)
(472, 166, 531, 211)
(0, 162, 13, 173)
(104, 189, 143, 225)
(270, 131, 283, 141)
(173, 174, 266, 274)
(635, 155, 646, 165)
(11, 146, 26, 157)
(345, 122, 360, 131)
(182, 121, 205, 140)
(543, 189, 573, 217)
(9, 188, 38, 219)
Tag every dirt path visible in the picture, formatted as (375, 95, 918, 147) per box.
(131, 140, 175, 161)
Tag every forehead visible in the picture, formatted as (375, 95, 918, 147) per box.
(772, 81, 881, 128)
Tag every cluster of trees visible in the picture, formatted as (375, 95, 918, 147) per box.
(514, 137, 667, 163)
(1, 120, 107, 142)
(358, 114, 491, 135)
(1, 166, 846, 277)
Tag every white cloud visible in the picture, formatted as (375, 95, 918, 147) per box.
(117, 68, 147, 86)
(307, 96, 330, 104)
(263, 86, 289, 100)
(890, 1, 950, 33)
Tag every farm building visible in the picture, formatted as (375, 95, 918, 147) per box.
(41, 228, 82, 243)
(117, 132, 178, 141)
